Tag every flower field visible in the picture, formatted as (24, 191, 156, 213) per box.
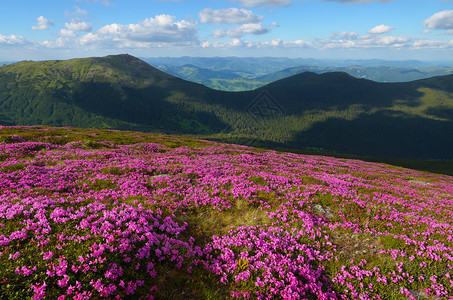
(1, 126, 453, 299)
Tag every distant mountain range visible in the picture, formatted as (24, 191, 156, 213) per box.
(144, 56, 453, 70)
(1, 54, 453, 159)
(144, 57, 453, 91)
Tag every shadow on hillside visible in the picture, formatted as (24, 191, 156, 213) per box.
(213, 113, 453, 160)
(257, 74, 427, 114)
(289, 110, 453, 159)
(56, 81, 228, 134)
(214, 73, 453, 159)
(424, 107, 453, 120)
(0, 112, 14, 126)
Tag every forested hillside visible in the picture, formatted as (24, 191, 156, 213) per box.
(1, 54, 452, 159)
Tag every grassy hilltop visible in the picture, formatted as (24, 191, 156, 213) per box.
(0, 54, 216, 133)
(1, 54, 453, 159)
(0, 126, 453, 299)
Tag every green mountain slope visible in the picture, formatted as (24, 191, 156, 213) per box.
(1, 54, 453, 159)
(155, 64, 263, 91)
(241, 72, 453, 158)
(0, 54, 224, 133)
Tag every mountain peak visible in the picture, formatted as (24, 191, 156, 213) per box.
(0, 54, 180, 87)
(87, 54, 175, 80)
(98, 54, 147, 66)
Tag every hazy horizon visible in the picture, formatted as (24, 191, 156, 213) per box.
(3, 55, 453, 69)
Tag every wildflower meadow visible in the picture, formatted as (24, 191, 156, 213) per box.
(0, 126, 452, 299)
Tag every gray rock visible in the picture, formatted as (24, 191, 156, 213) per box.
(313, 204, 334, 218)
(409, 179, 431, 186)
(151, 174, 170, 179)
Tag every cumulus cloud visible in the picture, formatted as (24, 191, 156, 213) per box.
(412, 39, 449, 49)
(367, 24, 395, 34)
(201, 38, 256, 48)
(212, 23, 274, 38)
(79, 15, 198, 47)
(423, 10, 453, 30)
(200, 38, 313, 49)
(59, 29, 78, 37)
(327, 30, 411, 48)
(59, 21, 92, 38)
(40, 38, 69, 48)
(233, 0, 291, 8)
(199, 8, 263, 24)
(0, 34, 28, 45)
(65, 21, 92, 32)
(372, 35, 410, 46)
(79, 32, 101, 45)
(31, 16, 55, 30)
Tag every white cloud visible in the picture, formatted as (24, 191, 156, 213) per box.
(201, 38, 313, 49)
(65, 21, 92, 32)
(58, 21, 92, 38)
(413, 39, 448, 49)
(422, 29, 430, 34)
(200, 38, 254, 48)
(59, 29, 78, 37)
(367, 24, 394, 34)
(373, 35, 410, 46)
(232, 38, 244, 46)
(293, 40, 312, 47)
(211, 29, 227, 38)
(423, 10, 453, 30)
(31, 16, 55, 30)
(199, 8, 263, 24)
(201, 41, 211, 48)
(321, 0, 394, 3)
(75, 0, 115, 7)
(0, 34, 28, 45)
(75, 6, 89, 16)
(332, 31, 360, 39)
(270, 39, 283, 46)
(100, 0, 115, 6)
(79, 15, 198, 47)
(79, 32, 101, 45)
(233, 0, 291, 8)
(200, 35, 453, 51)
(65, 6, 89, 17)
(327, 30, 411, 48)
(212, 23, 273, 38)
(41, 38, 69, 48)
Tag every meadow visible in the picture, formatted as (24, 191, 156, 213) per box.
(0, 125, 452, 299)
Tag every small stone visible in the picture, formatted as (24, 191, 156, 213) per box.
(313, 204, 334, 218)
(151, 174, 170, 179)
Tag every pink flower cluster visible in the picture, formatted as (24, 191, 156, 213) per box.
(200, 225, 337, 299)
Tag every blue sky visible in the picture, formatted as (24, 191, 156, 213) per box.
(1, 0, 453, 61)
